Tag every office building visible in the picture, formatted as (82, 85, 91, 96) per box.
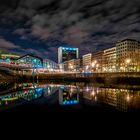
(92, 51, 104, 72)
(90, 39, 140, 72)
(82, 53, 92, 71)
(97, 88, 128, 112)
(63, 58, 81, 71)
(82, 53, 92, 66)
(58, 47, 79, 64)
(59, 86, 79, 105)
(115, 39, 140, 72)
(102, 47, 117, 72)
(43, 59, 58, 70)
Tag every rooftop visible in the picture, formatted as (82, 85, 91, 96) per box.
(118, 38, 140, 43)
(17, 54, 43, 61)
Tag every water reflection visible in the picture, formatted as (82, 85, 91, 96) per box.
(59, 86, 79, 105)
(0, 82, 140, 112)
(81, 86, 140, 112)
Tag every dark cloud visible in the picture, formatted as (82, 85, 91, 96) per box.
(0, 0, 140, 61)
(0, 37, 20, 50)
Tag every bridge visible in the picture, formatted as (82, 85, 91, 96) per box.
(0, 61, 140, 84)
(0, 62, 37, 77)
(0, 61, 61, 79)
(0, 62, 32, 69)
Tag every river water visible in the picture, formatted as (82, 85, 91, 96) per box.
(0, 82, 140, 112)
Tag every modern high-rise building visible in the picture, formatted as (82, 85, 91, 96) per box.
(59, 86, 79, 105)
(63, 58, 81, 71)
(102, 47, 117, 72)
(92, 51, 104, 72)
(115, 39, 140, 72)
(58, 47, 79, 64)
(96, 88, 128, 112)
(90, 39, 140, 72)
(82, 53, 92, 66)
(58, 38, 140, 72)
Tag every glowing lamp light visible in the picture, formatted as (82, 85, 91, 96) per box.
(63, 100, 78, 105)
(126, 95, 130, 102)
(74, 100, 78, 104)
(94, 60, 97, 64)
(86, 87, 89, 92)
(96, 64, 99, 68)
(91, 62, 95, 67)
(35, 88, 43, 92)
(125, 59, 131, 64)
(86, 65, 89, 70)
(70, 65, 73, 69)
(91, 90, 96, 96)
(95, 96, 97, 101)
(70, 101, 73, 104)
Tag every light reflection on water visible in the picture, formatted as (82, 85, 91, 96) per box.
(0, 82, 140, 112)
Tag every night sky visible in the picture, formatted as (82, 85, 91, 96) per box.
(0, 0, 140, 62)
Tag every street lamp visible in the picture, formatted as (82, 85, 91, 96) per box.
(125, 59, 131, 72)
(91, 60, 97, 72)
(69, 63, 74, 71)
(86, 65, 89, 70)
(91, 62, 95, 67)
(125, 59, 131, 64)
(96, 64, 99, 68)
(94, 60, 97, 64)
(92, 60, 97, 66)
(70, 65, 73, 69)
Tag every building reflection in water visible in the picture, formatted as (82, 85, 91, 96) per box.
(82, 86, 99, 102)
(0, 85, 44, 107)
(81, 86, 140, 112)
(22, 87, 43, 101)
(59, 85, 79, 105)
(0, 83, 80, 109)
(0, 82, 140, 112)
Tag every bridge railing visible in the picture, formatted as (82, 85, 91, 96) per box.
(0, 62, 32, 69)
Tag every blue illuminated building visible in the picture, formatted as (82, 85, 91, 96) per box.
(58, 46, 79, 63)
(43, 59, 58, 69)
(59, 86, 79, 106)
(16, 54, 58, 69)
(0, 52, 20, 64)
(16, 54, 43, 68)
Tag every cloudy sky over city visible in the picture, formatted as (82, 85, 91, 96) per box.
(0, 0, 140, 61)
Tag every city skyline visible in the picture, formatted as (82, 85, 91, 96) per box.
(0, 0, 140, 62)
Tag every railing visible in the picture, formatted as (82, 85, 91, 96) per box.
(0, 62, 32, 69)
(40, 72, 140, 78)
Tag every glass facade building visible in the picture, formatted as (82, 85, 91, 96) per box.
(16, 54, 43, 68)
(90, 39, 140, 72)
(58, 47, 79, 64)
(0, 52, 20, 64)
(43, 59, 58, 69)
(16, 54, 58, 69)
